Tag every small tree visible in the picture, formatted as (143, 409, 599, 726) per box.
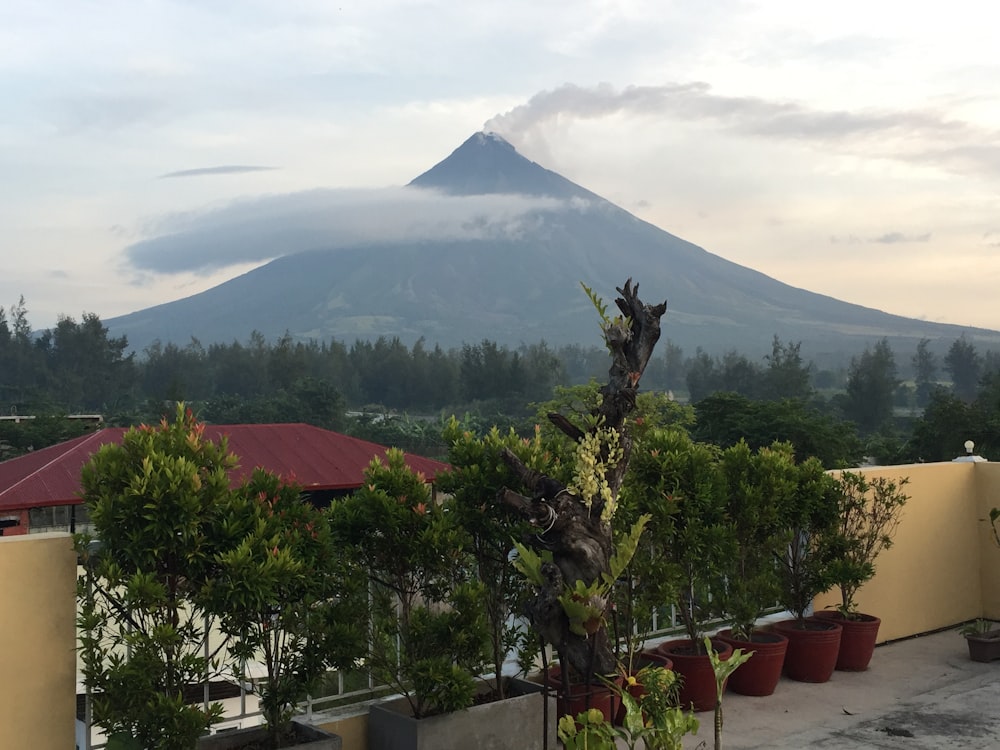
(775, 457, 841, 626)
(626, 427, 733, 650)
(76, 405, 238, 750)
(946, 336, 981, 402)
(825, 471, 909, 618)
(718, 440, 797, 640)
(912, 338, 938, 409)
(841, 338, 899, 435)
(330, 448, 489, 718)
(705, 637, 752, 750)
(208, 469, 366, 749)
(436, 419, 548, 698)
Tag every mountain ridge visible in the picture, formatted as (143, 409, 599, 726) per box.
(105, 132, 1000, 361)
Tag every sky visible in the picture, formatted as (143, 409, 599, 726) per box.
(3, 0, 1000, 334)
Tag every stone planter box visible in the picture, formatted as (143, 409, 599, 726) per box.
(368, 677, 556, 750)
(197, 719, 341, 750)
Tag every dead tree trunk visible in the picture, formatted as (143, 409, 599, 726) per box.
(500, 279, 666, 680)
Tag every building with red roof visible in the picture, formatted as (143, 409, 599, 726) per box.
(0, 423, 449, 535)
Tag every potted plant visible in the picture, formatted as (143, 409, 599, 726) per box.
(961, 619, 1000, 662)
(433, 419, 562, 746)
(330, 448, 514, 750)
(201, 469, 364, 749)
(76, 406, 240, 750)
(627, 427, 736, 711)
(705, 637, 752, 750)
(816, 471, 909, 671)
(771, 456, 843, 683)
(715, 441, 794, 696)
(958, 507, 1000, 662)
(557, 663, 700, 750)
(436, 418, 549, 699)
(609, 484, 679, 722)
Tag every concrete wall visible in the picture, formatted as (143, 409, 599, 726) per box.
(0, 532, 76, 750)
(813, 462, 988, 642)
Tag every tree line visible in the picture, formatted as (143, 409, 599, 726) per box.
(2, 297, 1000, 467)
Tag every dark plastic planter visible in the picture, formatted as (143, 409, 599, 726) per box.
(771, 618, 842, 683)
(716, 629, 788, 696)
(965, 629, 1000, 662)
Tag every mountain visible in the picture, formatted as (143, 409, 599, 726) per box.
(105, 132, 1000, 362)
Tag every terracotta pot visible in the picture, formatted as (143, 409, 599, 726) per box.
(635, 649, 674, 670)
(716, 629, 788, 696)
(654, 638, 733, 712)
(812, 611, 881, 671)
(771, 618, 842, 683)
(614, 650, 674, 725)
(544, 666, 621, 723)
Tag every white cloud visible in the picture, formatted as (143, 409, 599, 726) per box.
(3, 0, 1000, 333)
(124, 188, 567, 273)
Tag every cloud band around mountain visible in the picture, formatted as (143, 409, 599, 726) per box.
(124, 188, 568, 274)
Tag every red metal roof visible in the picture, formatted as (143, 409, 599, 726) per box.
(0, 423, 450, 513)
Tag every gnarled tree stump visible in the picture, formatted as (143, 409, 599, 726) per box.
(500, 279, 666, 680)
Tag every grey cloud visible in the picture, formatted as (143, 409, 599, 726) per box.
(125, 187, 567, 274)
(830, 232, 931, 245)
(485, 83, 998, 178)
(159, 166, 277, 179)
(872, 232, 932, 244)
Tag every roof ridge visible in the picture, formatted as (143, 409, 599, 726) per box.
(0, 429, 119, 500)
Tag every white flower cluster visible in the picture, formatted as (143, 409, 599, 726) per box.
(569, 426, 623, 523)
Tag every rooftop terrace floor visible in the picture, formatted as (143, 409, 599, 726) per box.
(674, 626, 1000, 749)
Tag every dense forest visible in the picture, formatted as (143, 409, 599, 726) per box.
(3, 297, 1000, 467)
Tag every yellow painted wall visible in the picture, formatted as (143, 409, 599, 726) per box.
(0, 532, 77, 750)
(6, 464, 1000, 750)
(318, 712, 368, 750)
(814, 463, 984, 642)
(974, 463, 1000, 618)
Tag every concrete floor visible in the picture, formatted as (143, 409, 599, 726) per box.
(666, 627, 1000, 750)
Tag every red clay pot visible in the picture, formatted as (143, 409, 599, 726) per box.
(654, 638, 733, 712)
(771, 618, 842, 683)
(544, 666, 621, 723)
(635, 649, 674, 670)
(716, 629, 788, 696)
(614, 650, 674, 725)
(812, 611, 881, 671)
